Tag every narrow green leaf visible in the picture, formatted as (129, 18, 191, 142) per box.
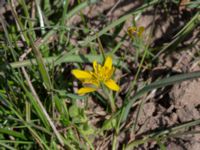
(125, 118, 200, 150)
(0, 128, 26, 140)
(0, 140, 32, 144)
(122, 71, 200, 122)
(27, 34, 52, 91)
(157, 140, 167, 150)
(154, 12, 200, 59)
(3, 54, 126, 70)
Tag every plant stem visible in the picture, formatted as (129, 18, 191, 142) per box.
(102, 84, 116, 112)
(108, 92, 116, 112)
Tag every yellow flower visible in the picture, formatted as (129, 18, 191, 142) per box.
(71, 57, 120, 95)
(127, 26, 144, 39)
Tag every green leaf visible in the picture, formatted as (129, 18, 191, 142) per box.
(102, 118, 117, 131)
(69, 105, 79, 118)
(0, 128, 27, 140)
(121, 71, 200, 122)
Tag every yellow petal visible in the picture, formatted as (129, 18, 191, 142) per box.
(127, 26, 137, 34)
(104, 79, 120, 91)
(71, 69, 92, 79)
(77, 87, 96, 95)
(105, 67, 114, 80)
(83, 78, 99, 87)
(138, 26, 144, 37)
(93, 60, 98, 74)
(104, 57, 112, 70)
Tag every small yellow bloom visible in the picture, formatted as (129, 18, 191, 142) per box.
(127, 26, 144, 39)
(71, 57, 120, 95)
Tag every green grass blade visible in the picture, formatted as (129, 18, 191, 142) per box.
(0, 128, 27, 140)
(41, 0, 98, 47)
(82, 0, 159, 46)
(157, 140, 167, 150)
(0, 143, 16, 150)
(0, 92, 50, 149)
(125, 118, 200, 150)
(154, 11, 200, 59)
(64, 0, 97, 21)
(2, 54, 126, 70)
(121, 71, 200, 122)
(0, 140, 32, 144)
(27, 34, 52, 91)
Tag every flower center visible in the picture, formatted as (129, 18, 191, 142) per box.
(94, 65, 110, 82)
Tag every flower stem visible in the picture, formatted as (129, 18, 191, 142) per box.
(102, 84, 116, 112)
(108, 91, 116, 112)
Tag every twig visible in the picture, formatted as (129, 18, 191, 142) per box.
(107, 0, 122, 16)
